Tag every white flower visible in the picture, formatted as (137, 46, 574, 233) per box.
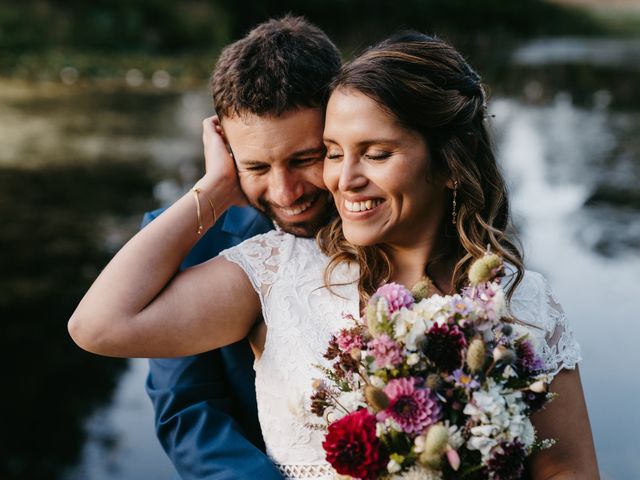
(394, 316, 409, 338)
(502, 365, 517, 378)
(414, 434, 426, 453)
(405, 318, 428, 350)
(326, 407, 345, 423)
(337, 390, 366, 413)
(384, 417, 403, 432)
(406, 353, 420, 366)
(467, 432, 498, 459)
(464, 380, 536, 459)
(391, 466, 442, 480)
(413, 295, 450, 325)
(392, 309, 415, 340)
(492, 288, 507, 319)
(471, 424, 499, 437)
(446, 423, 465, 450)
(387, 459, 402, 474)
(370, 375, 386, 388)
(325, 391, 366, 422)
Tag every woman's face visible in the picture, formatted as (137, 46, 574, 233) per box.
(323, 89, 449, 247)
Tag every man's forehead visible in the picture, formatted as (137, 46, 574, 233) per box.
(221, 108, 325, 164)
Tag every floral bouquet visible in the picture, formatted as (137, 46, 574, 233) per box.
(310, 254, 555, 480)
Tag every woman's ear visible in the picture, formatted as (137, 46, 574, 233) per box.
(445, 178, 456, 189)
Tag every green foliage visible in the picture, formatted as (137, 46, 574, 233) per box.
(0, 0, 230, 52)
(0, 0, 610, 55)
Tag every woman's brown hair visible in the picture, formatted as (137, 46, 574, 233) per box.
(317, 32, 524, 304)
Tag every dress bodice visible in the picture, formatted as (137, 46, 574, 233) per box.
(220, 230, 581, 479)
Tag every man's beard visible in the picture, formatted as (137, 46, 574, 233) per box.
(255, 192, 336, 238)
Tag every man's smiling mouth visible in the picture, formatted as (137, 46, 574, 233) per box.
(277, 193, 320, 217)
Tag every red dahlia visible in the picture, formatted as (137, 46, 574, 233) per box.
(322, 409, 388, 480)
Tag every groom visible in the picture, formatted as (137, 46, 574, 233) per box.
(144, 16, 341, 479)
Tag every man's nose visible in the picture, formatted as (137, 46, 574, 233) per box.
(338, 157, 368, 192)
(269, 168, 304, 207)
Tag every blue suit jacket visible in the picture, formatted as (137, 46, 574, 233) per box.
(143, 205, 282, 480)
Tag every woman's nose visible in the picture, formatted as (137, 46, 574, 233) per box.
(338, 157, 368, 192)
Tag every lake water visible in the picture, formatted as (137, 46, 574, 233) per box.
(1, 38, 639, 479)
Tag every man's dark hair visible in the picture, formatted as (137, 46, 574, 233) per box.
(211, 15, 341, 119)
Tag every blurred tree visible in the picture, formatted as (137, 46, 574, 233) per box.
(0, 0, 605, 54)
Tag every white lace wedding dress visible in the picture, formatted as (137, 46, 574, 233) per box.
(220, 230, 582, 480)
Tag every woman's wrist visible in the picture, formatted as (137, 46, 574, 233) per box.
(191, 175, 243, 230)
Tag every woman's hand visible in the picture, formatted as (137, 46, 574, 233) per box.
(67, 116, 263, 358)
(200, 116, 248, 208)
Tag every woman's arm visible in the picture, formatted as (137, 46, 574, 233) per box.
(528, 367, 599, 479)
(68, 117, 260, 358)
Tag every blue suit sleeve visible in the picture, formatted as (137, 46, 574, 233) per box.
(147, 355, 282, 480)
(142, 209, 282, 480)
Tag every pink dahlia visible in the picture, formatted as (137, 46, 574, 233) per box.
(378, 378, 441, 434)
(371, 282, 414, 314)
(367, 334, 403, 369)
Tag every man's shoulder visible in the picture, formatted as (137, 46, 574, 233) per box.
(142, 205, 272, 238)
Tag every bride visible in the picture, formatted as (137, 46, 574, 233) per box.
(69, 32, 598, 479)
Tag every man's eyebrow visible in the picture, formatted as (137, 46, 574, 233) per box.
(237, 159, 267, 167)
(237, 146, 325, 166)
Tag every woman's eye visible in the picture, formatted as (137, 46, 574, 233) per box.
(365, 151, 391, 160)
(326, 152, 343, 160)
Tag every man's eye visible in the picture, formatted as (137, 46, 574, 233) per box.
(365, 152, 391, 160)
(291, 157, 318, 167)
(247, 165, 268, 173)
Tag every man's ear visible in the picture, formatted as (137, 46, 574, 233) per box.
(216, 118, 235, 158)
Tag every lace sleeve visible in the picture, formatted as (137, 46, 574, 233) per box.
(508, 271, 582, 381)
(219, 230, 286, 304)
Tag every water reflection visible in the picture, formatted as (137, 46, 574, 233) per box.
(0, 161, 153, 479)
(0, 86, 207, 480)
(494, 96, 640, 479)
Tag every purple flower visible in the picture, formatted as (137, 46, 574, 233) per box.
(378, 378, 441, 434)
(464, 282, 506, 322)
(367, 334, 403, 369)
(452, 369, 480, 390)
(522, 390, 548, 413)
(515, 339, 545, 376)
(371, 283, 414, 314)
(449, 296, 474, 316)
(487, 440, 527, 480)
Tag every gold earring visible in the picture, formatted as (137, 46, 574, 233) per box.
(451, 180, 458, 225)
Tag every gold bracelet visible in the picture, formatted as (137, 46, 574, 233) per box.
(192, 187, 217, 235)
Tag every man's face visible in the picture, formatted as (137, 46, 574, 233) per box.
(221, 108, 334, 237)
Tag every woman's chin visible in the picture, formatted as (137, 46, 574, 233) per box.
(343, 228, 382, 247)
